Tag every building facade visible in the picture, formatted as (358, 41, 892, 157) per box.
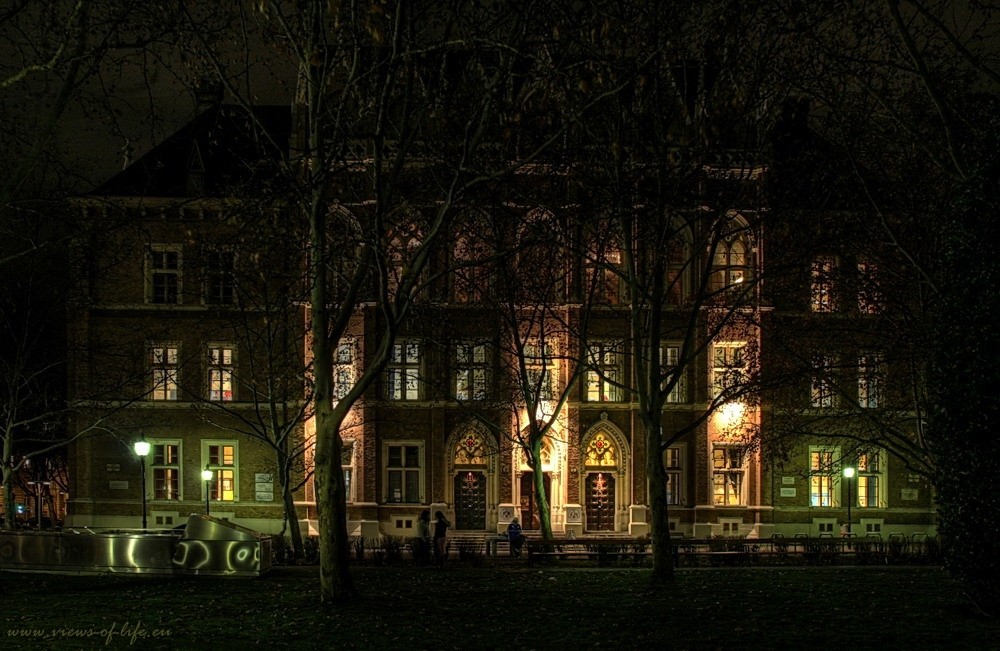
(63, 102, 936, 542)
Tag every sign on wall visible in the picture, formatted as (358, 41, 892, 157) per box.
(255, 473, 274, 502)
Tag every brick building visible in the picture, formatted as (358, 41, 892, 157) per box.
(63, 99, 936, 541)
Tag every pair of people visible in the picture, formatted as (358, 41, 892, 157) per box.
(417, 509, 452, 565)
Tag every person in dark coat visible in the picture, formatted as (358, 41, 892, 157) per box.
(433, 510, 451, 565)
(506, 517, 526, 557)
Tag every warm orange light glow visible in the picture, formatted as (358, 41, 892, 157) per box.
(715, 401, 746, 429)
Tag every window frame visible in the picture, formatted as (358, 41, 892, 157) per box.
(207, 344, 236, 402)
(857, 259, 881, 314)
(712, 341, 747, 401)
(662, 344, 688, 404)
(811, 255, 837, 313)
(709, 235, 749, 293)
(664, 445, 685, 506)
(585, 339, 624, 402)
(149, 344, 180, 401)
(811, 353, 837, 408)
(452, 235, 492, 303)
(583, 244, 623, 305)
(149, 439, 182, 501)
(383, 441, 424, 504)
(809, 446, 840, 507)
(524, 339, 554, 402)
(387, 340, 421, 401)
(342, 440, 356, 503)
(711, 444, 746, 506)
(204, 246, 235, 306)
(857, 353, 882, 409)
(202, 440, 239, 502)
(333, 338, 357, 402)
(855, 450, 885, 509)
(455, 340, 490, 401)
(146, 243, 182, 305)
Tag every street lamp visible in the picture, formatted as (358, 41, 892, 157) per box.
(133, 437, 151, 530)
(843, 466, 855, 534)
(201, 466, 214, 515)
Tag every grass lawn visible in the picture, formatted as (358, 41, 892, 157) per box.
(1, 565, 996, 649)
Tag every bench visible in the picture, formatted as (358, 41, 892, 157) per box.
(526, 538, 651, 566)
(485, 534, 511, 557)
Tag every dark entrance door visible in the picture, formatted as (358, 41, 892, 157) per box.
(585, 472, 615, 532)
(519, 471, 551, 531)
(454, 470, 486, 530)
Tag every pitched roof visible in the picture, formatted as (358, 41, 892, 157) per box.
(94, 104, 291, 198)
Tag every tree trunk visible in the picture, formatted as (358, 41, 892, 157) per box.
(316, 412, 356, 602)
(2, 463, 15, 531)
(531, 448, 553, 540)
(277, 458, 304, 559)
(644, 419, 674, 582)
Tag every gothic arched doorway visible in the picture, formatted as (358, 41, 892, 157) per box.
(581, 422, 629, 533)
(450, 427, 496, 530)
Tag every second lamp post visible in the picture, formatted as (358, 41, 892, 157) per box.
(201, 466, 213, 515)
(843, 466, 855, 534)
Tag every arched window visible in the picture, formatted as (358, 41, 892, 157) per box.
(710, 238, 748, 293)
(386, 220, 422, 299)
(583, 239, 622, 305)
(453, 234, 491, 303)
(584, 431, 617, 467)
(455, 430, 489, 466)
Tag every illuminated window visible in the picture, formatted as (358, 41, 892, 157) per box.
(151, 441, 181, 501)
(149, 345, 179, 401)
(387, 340, 421, 400)
(342, 441, 355, 503)
(810, 447, 839, 507)
(663, 345, 687, 403)
(856, 451, 884, 508)
(811, 354, 836, 408)
(858, 353, 882, 409)
(586, 340, 623, 402)
(584, 432, 617, 466)
(857, 260, 880, 314)
(811, 256, 836, 312)
(147, 244, 181, 304)
(454, 431, 488, 466)
(385, 443, 422, 503)
(524, 340, 554, 402)
(205, 248, 234, 305)
(204, 442, 238, 502)
(455, 341, 490, 401)
(712, 343, 746, 400)
(334, 339, 356, 401)
(710, 236, 748, 293)
(712, 445, 745, 506)
(207, 345, 235, 401)
(664, 446, 683, 505)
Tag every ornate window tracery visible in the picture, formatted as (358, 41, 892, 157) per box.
(584, 431, 617, 467)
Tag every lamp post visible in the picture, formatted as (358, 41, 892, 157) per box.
(133, 437, 151, 530)
(201, 466, 213, 515)
(843, 466, 855, 534)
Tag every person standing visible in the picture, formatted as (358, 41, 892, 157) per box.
(433, 510, 451, 565)
(415, 509, 431, 564)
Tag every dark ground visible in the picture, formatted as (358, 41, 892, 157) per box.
(1, 565, 996, 649)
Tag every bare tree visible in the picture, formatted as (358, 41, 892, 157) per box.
(180, 0, 567, 602)
(556, 0, 772, 580)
